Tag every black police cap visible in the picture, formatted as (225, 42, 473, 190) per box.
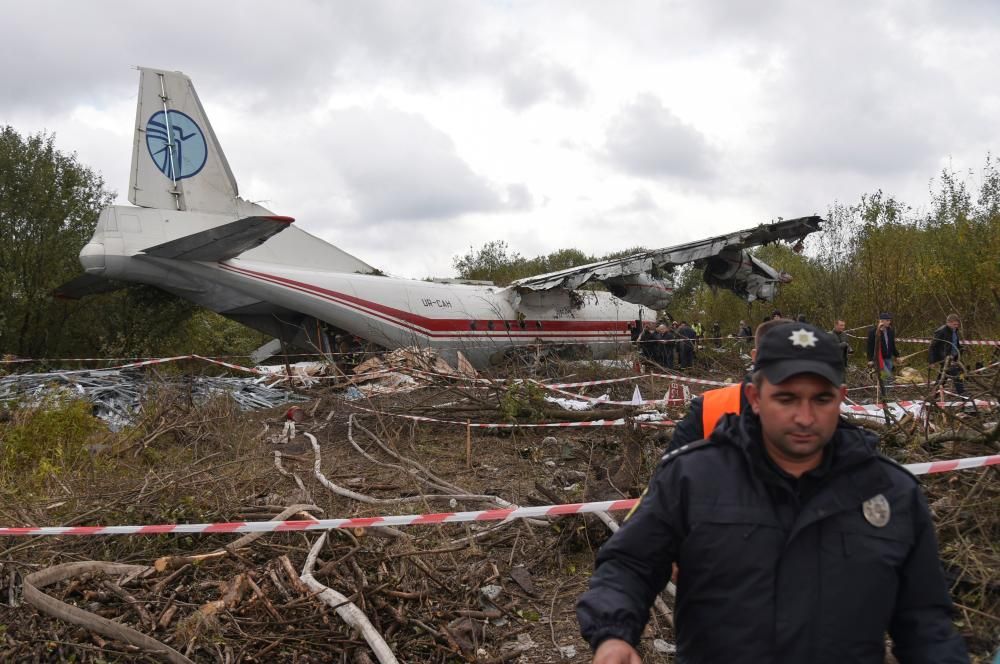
(755, 322, 845, 386)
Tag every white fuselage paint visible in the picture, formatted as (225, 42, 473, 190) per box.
(84, 207, 647, 367)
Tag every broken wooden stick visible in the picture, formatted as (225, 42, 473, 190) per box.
(301, 531, 400, 664)
(23, 561, 193, 664)
(153, 503, 322, 572)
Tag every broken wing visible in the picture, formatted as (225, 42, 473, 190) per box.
(509, 216, 822, 306)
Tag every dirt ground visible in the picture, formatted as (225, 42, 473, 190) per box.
(1, 353, 997, 662)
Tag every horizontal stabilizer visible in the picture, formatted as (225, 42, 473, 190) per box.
(52, 274, 125, 300)
(142, 215, 294, 262)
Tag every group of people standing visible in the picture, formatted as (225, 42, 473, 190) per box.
(638, 311, 970, 396)
(635, 320, 699, 369)
(858, 312, 967, 396)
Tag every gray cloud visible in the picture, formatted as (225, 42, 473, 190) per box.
(322, 106, 501, 223)
(0, 1, 590, 117)
(0, 2, 346, 114)
(3, 0, 999, 280)
(503, 183, 534, 211)
(730, 4, 994, 178)
(502, 59, 588, 110)
(604, 94, 717, 180)
(615, 188, 660, 213)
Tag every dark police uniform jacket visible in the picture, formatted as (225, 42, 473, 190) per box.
(577, 412, 968, 664)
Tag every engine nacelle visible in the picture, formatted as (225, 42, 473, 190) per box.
(703, 250, 790, 302)
(605, 272, 675, 309)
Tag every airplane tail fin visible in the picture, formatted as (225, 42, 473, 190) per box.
(130, 67, 244, 215)
(118, 67, 378, 275)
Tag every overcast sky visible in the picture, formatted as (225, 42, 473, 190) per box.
(2, 1, 998, 278)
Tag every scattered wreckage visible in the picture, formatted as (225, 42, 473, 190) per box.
(0, 369, 307, 431)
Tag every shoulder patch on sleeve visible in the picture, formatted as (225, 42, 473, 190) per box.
(658, 438, 713, 468)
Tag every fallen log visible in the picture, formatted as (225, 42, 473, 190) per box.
(23, 561, 193, 664)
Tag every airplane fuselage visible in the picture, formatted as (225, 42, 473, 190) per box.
(82, 206, 646, 366)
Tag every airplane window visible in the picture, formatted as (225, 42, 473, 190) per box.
(536, 321, 543, 330)
(469, 321, 477, 330)
(519, 320, 527, 329)
(504, 321, 512, 331)
(487, 321, 495, 330)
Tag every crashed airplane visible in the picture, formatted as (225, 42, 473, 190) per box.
(57, 67, 822, 367)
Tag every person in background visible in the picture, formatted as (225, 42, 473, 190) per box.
(691, 320, 704, 355)
(654, 321, 676, 370)
(636, 321, 659, 365)
(830, 318, 853, 369)
(737, 319, 753, 343)
(676, 321, 697, 369)
(929, 313, 965, 396)
(577, 322, 969, 664)
(711, 321, 721, 347)
(867, 312, 899, 397)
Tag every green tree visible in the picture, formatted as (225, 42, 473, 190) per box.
(452, 240, 527, 285)
(0, 127, 265, 359)
(0, 127, 115, 356)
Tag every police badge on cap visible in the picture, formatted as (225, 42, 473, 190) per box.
(755, 322, 845, 386)
(862, 494, 891, 527)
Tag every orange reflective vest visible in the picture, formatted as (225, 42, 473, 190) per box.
(701, 383, 743, 435)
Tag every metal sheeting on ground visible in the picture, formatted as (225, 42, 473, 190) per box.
(0, 370, 307, 430)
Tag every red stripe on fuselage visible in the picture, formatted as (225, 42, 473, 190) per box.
(218, 263, 633, 340)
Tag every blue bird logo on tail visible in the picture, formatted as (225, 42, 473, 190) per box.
(146, 110, 207, 180)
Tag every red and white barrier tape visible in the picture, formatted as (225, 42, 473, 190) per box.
(2, 337, 745, 365)
(902, 454, 1000, 476)
(548, 372, 729, 389)
(348, 404, 675, 428)
(0, 499, 638, 537)
(840, 399, 997, 414)
(897, 338, 1000, 347)
(1, 354, 390, 383)
(2, 454, 996, 538)
(0, 354, 263, 377)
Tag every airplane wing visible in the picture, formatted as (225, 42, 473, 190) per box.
(52, 273, 127, 300)
(142, 215, 295, 262)
(509, 216, 822, 306)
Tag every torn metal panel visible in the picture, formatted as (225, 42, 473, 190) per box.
(509, 216, 821, 304)
(702, 250, 791, 302)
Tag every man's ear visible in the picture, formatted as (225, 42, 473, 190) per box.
(750, 348, 757, 363)
(744, 381, 761, 415)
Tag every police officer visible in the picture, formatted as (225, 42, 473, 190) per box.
(577, 321, 968, 663)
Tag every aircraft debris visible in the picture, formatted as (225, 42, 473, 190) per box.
(353, 347, 478, 379)
(545, 394, 609, 411)
(0, 370, 307, 430)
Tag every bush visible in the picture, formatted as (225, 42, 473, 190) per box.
(0, 398, 105, 491)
